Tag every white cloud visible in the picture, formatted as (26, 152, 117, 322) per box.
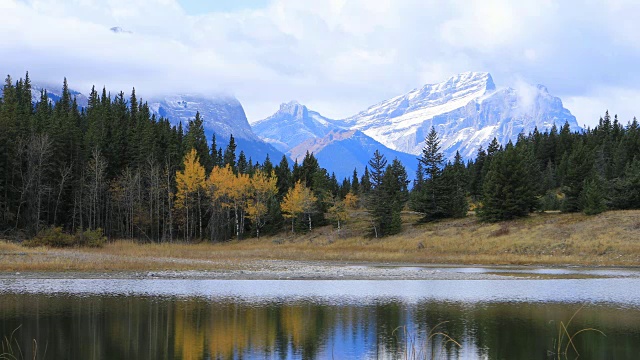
(1, 0, 639, 127)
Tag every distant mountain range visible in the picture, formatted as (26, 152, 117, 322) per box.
(253, 72, 582, 179)
(146, 94, 283, 163)
(12, 72, 582, 181)
(11, 83, 283, 164)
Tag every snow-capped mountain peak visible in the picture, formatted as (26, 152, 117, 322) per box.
(253, 71, 582, 177)
(253, 101, 340, 152)
(336, 72, 580, 158)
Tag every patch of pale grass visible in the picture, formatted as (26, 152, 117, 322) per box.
(1, 210, 640, 272)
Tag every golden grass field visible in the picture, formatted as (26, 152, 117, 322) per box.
(1, 210, 640, 272)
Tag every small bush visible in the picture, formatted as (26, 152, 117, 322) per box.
(25, 227, 106, 248)
(75, 228, 107, 248)
(25, 227, 75, 248)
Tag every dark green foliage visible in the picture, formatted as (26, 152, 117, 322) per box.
(223, 134, 237, 170)
(367, 154, 408, 237)
(562, 141, 593, 212)
(184, 112, 211, 171)
(275, 155, 292, 199)
(351, 168, 359, 195)
(582, 178, 607, 215)
(441, 151, 468, 218)
(368, 149, 387, 189)
(411, 127, 458, 220)
(478, 143, 538, 222)
(237, 151, 248, 174)
(360, 167, 372, 194)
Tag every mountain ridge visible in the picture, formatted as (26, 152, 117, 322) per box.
(252, 72, 582, 175)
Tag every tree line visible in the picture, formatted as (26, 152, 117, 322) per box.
(1, 73, 639, 242)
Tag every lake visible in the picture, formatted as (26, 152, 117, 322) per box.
(1, 270, 640, 359)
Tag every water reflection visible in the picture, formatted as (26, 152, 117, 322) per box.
(1, 280, 639, 359)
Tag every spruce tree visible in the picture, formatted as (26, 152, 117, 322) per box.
(360, 167, 372, 194)
(223, 134, 237, 170)
(582, 178, 606, 215)
(416, 127, 447, 220)
(274, 155, 291, 199)
(478, 142, 537, 222)
(368, 150, 387, 189)
(351, 168, 359, 195)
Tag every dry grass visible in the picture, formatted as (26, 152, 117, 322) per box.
(1, 210, 640, 272)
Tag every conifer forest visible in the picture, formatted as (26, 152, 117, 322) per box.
(1, 73, 640, 243)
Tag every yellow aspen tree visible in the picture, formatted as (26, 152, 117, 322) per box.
(246, 170, 277, 238)
(281, 181, 317, 233)
(328, 197, 348, 230)
(344, 192, 359, 209)
(208, 164, 250, 239)
(175, 149, 205, 241)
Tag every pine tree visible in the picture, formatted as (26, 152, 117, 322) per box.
(210, 133, 220, 167)
(415, 127, 447, 220)
(274, 155, 291, 199)
(184, 112, 211, 172)
(368, 150, 387, 189)
(360, 167, 372, 194)
(237, 151, 248, 174)
(478, 143, 537, 222)
(223, 134, 237, 170)
(351, 168, 359, 195)
(582, 178, 606, 215)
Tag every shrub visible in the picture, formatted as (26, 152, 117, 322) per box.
(25, 227, 106, 248)
(75, 228, 107, 248)
(25, 227, 74, 248)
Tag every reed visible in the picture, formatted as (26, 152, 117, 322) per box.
(0, 326, 45, 360)
(550, 306, 606, 360)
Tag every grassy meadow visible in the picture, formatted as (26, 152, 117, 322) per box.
(1, 210, 640, 272)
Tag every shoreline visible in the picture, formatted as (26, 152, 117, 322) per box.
(1, 260, 639, 281)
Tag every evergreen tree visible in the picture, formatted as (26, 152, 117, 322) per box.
(368, 150, 387, 189)
(582, 178, 606, 215)
(274, 155, 292, 199)
(210, 133, 220, 167)
(223, 134, 237, 171)
(237, 151, 248, 174)
(478, 143, 537, 222)
(184, 112, 211, 172)
(350, 168, 359, 195)
(415, 127, 447, 220)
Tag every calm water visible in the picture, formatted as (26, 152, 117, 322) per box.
(1, 276, 640, 359)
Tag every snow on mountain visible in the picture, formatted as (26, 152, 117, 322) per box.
(341, 72, 581, 158)
(147, 94, 283, 162)
(289, 129, 417, 181)
(2, 79, 282, 163)
(252, 101, 340, 152)
(18, 83, 90, 109)
(253, 71, 581, 178)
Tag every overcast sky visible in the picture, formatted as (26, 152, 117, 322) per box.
(2, 0, 640, 127)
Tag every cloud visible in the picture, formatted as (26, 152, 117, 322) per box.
(1, 0, 640, 126)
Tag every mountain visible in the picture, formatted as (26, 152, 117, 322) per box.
(254, 71, 581, 179)
(340, 72, 581, 158)
(252, 101, 339, 152)
(289, 129, 417, 181)
(1, 83, 91, 109)
(140, 94, 284, 163)
(3, 80, 282, 163)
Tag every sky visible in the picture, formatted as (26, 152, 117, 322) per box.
(2, 0, 640, 127)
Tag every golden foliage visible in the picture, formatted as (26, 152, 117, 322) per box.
(246, 170, 278, 237)
(281, 181, 317, 219)
(175, 149, 205, 209)
(344, 192, 359, 209)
